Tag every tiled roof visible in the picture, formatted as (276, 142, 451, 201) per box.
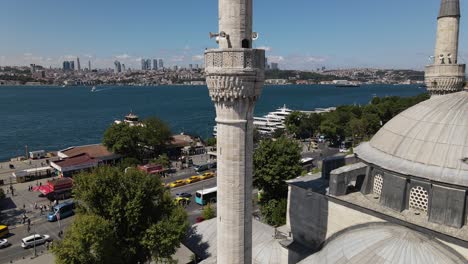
(60, 144, 116, 159)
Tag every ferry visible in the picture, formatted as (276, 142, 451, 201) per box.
(114, 112, 143, 127)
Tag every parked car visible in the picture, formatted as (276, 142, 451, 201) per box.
(176, 192, 192, 198)
(185, 176, 201, 184)
(168, 180, 186, 188)
(21, 234, 51, 249)
(199, 172, 215, 180)
(0, 239, 10, 248)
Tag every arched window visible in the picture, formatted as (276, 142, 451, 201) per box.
(373, 174, 383, 198)
(409, 186, 429, 214)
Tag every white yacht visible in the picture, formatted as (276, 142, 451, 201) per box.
(253, 105, 293, 135)
(213, 105, 294, 137)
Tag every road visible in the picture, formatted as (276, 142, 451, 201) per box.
(0, 143, 338, 263)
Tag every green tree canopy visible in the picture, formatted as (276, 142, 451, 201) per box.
(52, 214, 119, 264)
(253, 136, 302, 201)
(103, 117, 173, 161)
(52, 166, 188, 264)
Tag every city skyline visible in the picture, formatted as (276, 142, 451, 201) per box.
(0, 0, 467, 70)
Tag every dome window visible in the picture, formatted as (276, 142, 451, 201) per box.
(409, 186, 429, 214)
(373, 174, 383, 198)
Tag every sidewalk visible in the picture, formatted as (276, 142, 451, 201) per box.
(9, 253, 54, 264)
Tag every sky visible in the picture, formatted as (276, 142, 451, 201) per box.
(0, 0, 466, 70)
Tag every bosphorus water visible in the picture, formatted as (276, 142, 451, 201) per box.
(0, 84, 426, 161)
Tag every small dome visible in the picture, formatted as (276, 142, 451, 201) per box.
(299, 224, 466, 264)
(355, 91, 468, 187)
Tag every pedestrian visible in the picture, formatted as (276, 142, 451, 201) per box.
(27, 218, 31, 227)
(23, 204, 25, 210)
(40, 205, 43, 215)
(39, 182, 42, 186)
(34, 202, 37, 209)
(27, 225, 31, 233)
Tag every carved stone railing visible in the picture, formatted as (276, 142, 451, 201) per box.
(425, 64, 466, 95)
(205, 49, 265, 102)
(205, 49, 265, 71)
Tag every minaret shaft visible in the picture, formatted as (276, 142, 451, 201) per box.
(206, 0, 264, 263)
(219, 0, 253, 49)
(434, 17, 460, 64)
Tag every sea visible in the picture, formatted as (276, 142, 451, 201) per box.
(0, 84, 426, 161)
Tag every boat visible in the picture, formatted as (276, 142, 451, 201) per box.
(91, 86, 97, 92)
(114, 112, 143, 127)
(332, 80, 361, 87)
(213, 105, 293, 137)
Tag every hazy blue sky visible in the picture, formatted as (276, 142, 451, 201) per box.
(0, 0, 466, 70)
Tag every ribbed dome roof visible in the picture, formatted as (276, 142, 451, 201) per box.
(355, 91, 468, 187)
(299, 224, 466, 264)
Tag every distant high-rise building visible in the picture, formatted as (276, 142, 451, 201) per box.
(70, 61, 75, 71)
(141, 58, 152, 71)
(114, 60, 122, 73)
(271, 62, 279, 70)
(146, 59, 151, 70)
(30, 64, 36, 73)
(173, 65, 178, 71)
(122, 64, 126, 72)
(195, 64, 199, 69)
(88, 60, 92, 71)
(189, 64, 193, 70)
(159, 59, 164, 69)
(77, 57, 81, 71)
(153, 59, 158, 70)
(63, 61, 70, 71)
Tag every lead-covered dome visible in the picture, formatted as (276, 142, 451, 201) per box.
(299, 224, 466, 264)
(355, 90, 468, 187)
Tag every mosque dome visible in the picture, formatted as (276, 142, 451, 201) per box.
(355, 90, 468, 187)
(299, 224, 466, 264)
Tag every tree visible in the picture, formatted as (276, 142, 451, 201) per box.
(53, 167, 188, 263)
(151, 154, 171, 168)
(202, 203, 216, 220)
(260, 199, 287, 226)
(205, 137, 216, 147)
(52, 215, 119, 264)
(141, 117, 173, 158)
(253, 136, 302, 202)
(103, 116, 173, 161)
(103, 123, 141, 160)
(285, 111, 304, 136)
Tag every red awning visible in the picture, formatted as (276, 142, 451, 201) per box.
(33, 185, 53, 195)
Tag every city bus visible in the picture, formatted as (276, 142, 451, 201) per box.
(47, 201, 75, 222)
(195, 187, 217, 205)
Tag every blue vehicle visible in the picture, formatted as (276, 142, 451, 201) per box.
(47, 201, 75, 222)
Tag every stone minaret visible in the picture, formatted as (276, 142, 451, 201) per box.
(205, 0, 265, 263)
(425, 0, 465, 95)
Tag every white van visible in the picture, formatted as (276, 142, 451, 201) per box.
(21, 234, 51, 249)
